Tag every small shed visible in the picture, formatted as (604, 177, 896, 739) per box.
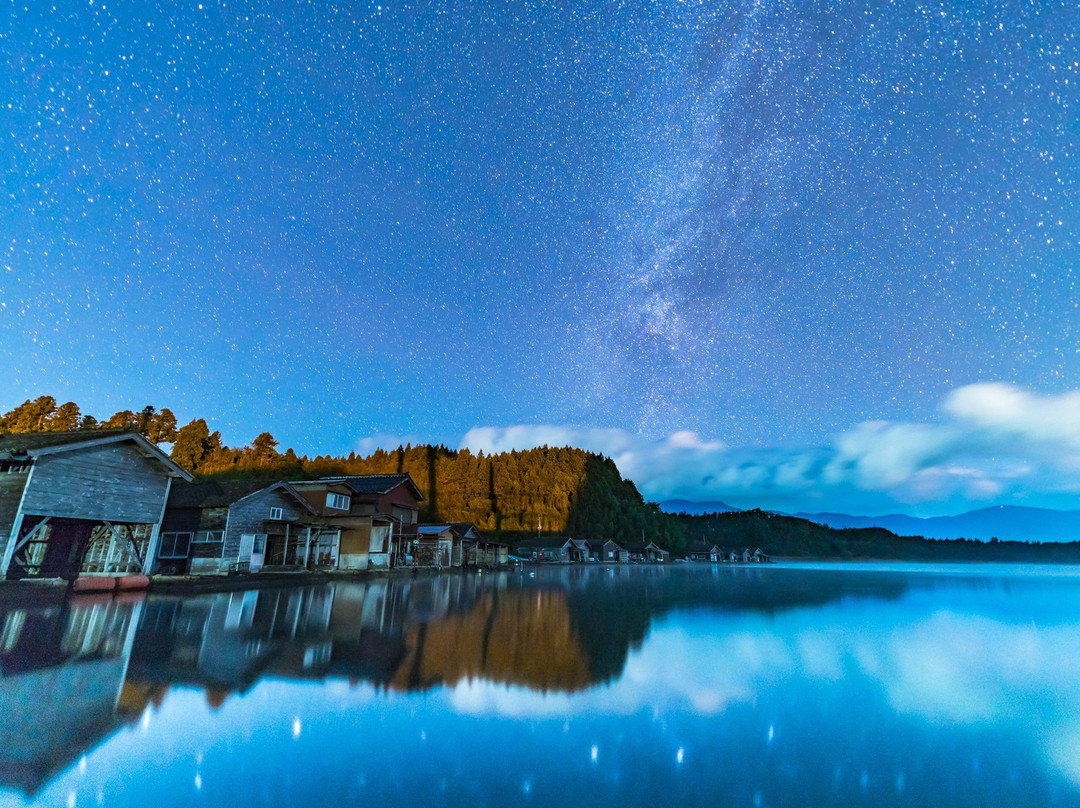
(686, 542, 720, 562)
(623, 541, 670, 563)
(0, 430, 192, 580)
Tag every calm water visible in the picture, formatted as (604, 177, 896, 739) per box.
(3, 563, 1080, 807)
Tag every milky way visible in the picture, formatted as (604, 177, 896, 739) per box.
(1, 0, 1076, 455)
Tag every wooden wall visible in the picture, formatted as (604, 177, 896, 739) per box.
(0, 470, 30, 559)
(21, 445, 171, 524)
(222, 488, 312, 561)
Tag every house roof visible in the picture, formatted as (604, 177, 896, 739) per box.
(417, 525, 452, 535)
(622, 541, 669, 553)
(584, 539, 622, 551)
(168, 480, 315, 513)
(312, 473, 425, 501)
(515, 537, 572, 550)
(687, 541, 719, 553)
(449, 522, 483, 539)
(0, 429, 192, 480)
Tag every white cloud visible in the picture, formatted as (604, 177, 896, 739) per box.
(450, 384, 1080, 515)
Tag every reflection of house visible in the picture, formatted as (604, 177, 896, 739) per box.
(292, 475, 424, 569)
(157, 480, 319, 575)
(0, 596, 146, 794)
(584, 539, 627, 563)
(0, 430, 192, 581)
(623, 541, 670, 563)
(686, 542, 720, 562)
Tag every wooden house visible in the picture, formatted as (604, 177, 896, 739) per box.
(515, 537, 566, 562)
(720, 548, 738, 563)
(686, 542, 721, 562)
(414, 525, 457, 566)
(291, 474, 424, 569)
(450, 523, 508, 566)
(0, 430, 192, 581)
(158, 480, 319, 574)
(584, 539, 627, 563)
(750, 547, 771, 563)
(623, 541, 670, 563)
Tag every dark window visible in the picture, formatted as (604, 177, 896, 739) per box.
(158, 532, 193, 559)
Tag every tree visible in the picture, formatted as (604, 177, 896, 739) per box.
(251, 432, 279, 460)
(146, 408, 178, 444)
(0, 396, 57, 433)
(43, 401, 82, 432)
(171, 419, 212, 471)
(103, 410, 137, 430)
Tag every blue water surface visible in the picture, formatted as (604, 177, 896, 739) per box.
(3, 562, 1080, 807)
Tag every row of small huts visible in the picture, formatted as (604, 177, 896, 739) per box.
(0, 430, 766, 584)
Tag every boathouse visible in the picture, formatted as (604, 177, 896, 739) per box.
(623, 541, 670, 563)
(158, 480, 320, 574)
(584, 539, 627, 563)
(686, 542, 721, 562)
(0, 430, 192, 581)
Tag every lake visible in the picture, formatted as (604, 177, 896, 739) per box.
(3, 562, 1080, 807)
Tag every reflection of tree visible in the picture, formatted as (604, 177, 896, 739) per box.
(392, 590, 592, 693)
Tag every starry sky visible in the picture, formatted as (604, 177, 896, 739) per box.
(2, 0, 1078, 513)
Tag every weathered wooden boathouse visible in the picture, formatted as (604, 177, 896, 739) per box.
(0, 430, 192, 581)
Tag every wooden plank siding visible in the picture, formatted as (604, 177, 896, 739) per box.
(21, 445, 171, 524)
(222, 488, 312, 563)
(0, 471, 30, 559)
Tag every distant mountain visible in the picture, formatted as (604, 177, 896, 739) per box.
(791, 505, 1080, 543)
(660, 499, 737, 516)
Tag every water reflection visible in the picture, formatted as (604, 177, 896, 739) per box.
(3, 564, 1080, 806)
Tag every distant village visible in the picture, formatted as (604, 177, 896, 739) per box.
(0, 430, 769, 591)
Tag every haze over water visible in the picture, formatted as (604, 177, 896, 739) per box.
(4, 563, 1080, 807)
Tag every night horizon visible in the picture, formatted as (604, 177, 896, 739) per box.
(3, 0, 1077, 517)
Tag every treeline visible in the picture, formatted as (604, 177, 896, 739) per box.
(6, 395, 1080, 561)
(0, 395, 178, 443)
(0, 396, 681, 548)
(678, 509, 1080, 562)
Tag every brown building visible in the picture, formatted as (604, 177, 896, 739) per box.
(291, 474, 424, 570)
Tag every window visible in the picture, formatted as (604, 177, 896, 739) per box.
(158, 532, 193, 559)
(193, 530, 224, 543)
(268, 506, 283, 520)
(326, 492, 350, 511)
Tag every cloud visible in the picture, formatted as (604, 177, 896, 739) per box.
(453, 384, 1080, 516)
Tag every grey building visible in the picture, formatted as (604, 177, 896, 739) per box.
(0, 430, 192, 580)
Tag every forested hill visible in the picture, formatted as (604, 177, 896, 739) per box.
(294, 444, 684, 548)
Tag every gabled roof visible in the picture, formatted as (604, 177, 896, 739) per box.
(0, 429, 192, 480)
(584, 538, 622, 551)
(449, 523, 483, 540)
(417, 525, 452, 536)
(687, 541, 720, 553)
(168, 480, 315, 513)
(515, 537, 572, 550)
(309, 473, 425, 502)
(623, 541, 669, 554)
